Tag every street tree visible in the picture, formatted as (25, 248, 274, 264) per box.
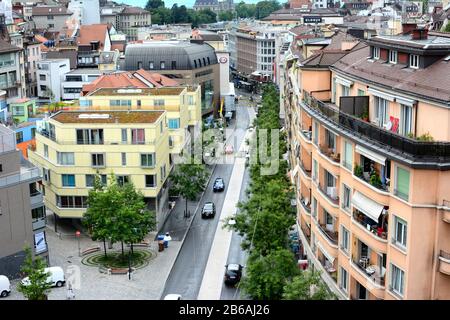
(170, 158, 208, 217)
(241, 249, 299, 300)
(218, 10, 234, 21)
(255, 1, 281, 19)
(444, 21, 450, 33)
(145, 0, 165, 10)
(17, 247, 52, 300)
(283, 270, 336, 300)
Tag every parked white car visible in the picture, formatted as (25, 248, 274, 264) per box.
(164, 294, 182, 300)
(0, 275, 11, 297)
(21, 266, 65, 288)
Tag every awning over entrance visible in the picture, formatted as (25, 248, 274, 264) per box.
(352, 191, 384, 222)
(355, 145, 386, 165)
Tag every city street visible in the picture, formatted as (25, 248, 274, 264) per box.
(161, 91, 253, 299)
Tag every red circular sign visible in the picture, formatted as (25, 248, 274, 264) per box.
(75, 231, 81, 236)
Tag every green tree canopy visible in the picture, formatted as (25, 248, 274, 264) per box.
(236, 1, 257, 18)
(145, 0, 165, 10)
(443, 21, 450, 33)
(17, 247, 52, 300)
(283, 270, 336, 300)
(241, 249, 299, 300)
(218, 10, 234, 21)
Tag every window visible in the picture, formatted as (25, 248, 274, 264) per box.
(389, 50, 397, 64)
(400, 105, 412, 136)
(393, 216, 407, 248)
(43, 168, 51, 182)
(145, 174, 156, 187)
(160, 121, 163, 133)
(149, 61, 154, 69)
(76, 129, 104, 144)
(110, 100, 131, 107)
(171, 61, 176, 69)
(31, 206, 46, 221)
(198, 59, 202, 67)
(121, 129, 127, 143)
(44, 144, 48, 158)
(332, 78, 336, 103)
(29, 182, 39, 196)
(169, 136, 174, 148)
(194, 60, 197, 68)
(57, 152, 74, 165)
(48, 24, 54, 28)
(56, 195, 88, 208)
(86, 174, 107, 187)
(154, 99, 165, 106)
(207, 57, 210, 65)
(341, 85, 350, 97)
(342, 184, 351, 212)
(373, 47, 380, 59)
(187, 95, 194, 105)
(313, 121, 318, 145)
(312, 159, 318, 182)
(358, 89, 365, 96)
(395, 166, 410, 201)
(47, 15, 54, 20)
(340, 226, 349, 253)
(16, 131, 23, 143)
(311, 197, 317, 219)
(160, 61, 165, 69)
(131, 129, 145, 144)
(168, 118, 180, 129)
(343, 140, 352, 170)
(141, 153, 155, 167)
(160, 164, 166, 181)
(390, 264, 405, 297)
(91, 153, 105, 167)
(339, 267, 348, 292)
(121, 152, 127, 166)
(325, 130, 336, 152)
(116, 175, 129, 186)
(39, 74, 46, 81)
(137, 61, 142, 69)
(62, 174, 75, 187)
(409, 54, 419, 69)
(374, 96, 389, 128)
(137, 100, 141, 109)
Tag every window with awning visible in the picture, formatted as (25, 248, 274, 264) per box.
(352, 191, 385, 222)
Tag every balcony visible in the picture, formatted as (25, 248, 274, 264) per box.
(439, 250, 450, 275)
(443, 201, 450, 223)
(37, 128, 56, 142)
(300, 128, 312, 141)
(0, 167, 40, 188)
(299, 161, 311, 178)
(317, 223, 338, 246)
(30, 191, 43, 206)
(302, 90, 450, 165)
(300, 197, 311, 214)
(351, 256, 385, 287)
(319, 144, 340, 163)
(32, 218, 46, 230)
(352, 210, 388, 241)
(301, 224, 311, 244)
(318, 183, 339, 206)
(354, 165, 389, 193)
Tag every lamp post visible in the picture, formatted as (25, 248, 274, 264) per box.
(75, 230, 81, 257)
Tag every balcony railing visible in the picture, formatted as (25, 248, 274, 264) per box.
(319, 144, 340, 163)
(318, 183, 339, 205)
(352, 210, 388, 240)
(30, 191, 44, 206)
(0, 167, 40, 188)
(351, 256, 385, 286)
(302, 90, 450, 164)
(299, 161, 311, 177)
(37, 130, 156, 145)
(301, 224, 311, 244)
(300, 128, 312, 141)
(317, 223, 338, 245)
(32, 218, 46, 231)
(354, 168, 389, 192)
(300, 197, 311, 214)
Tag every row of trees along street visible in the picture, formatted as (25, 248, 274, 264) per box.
(145, 0, 282, 26)
(225, 84, 336, 300)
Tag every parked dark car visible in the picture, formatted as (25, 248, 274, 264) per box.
(213, 178, 225, 192)
(224, 264, 243, 286)
(201, 202, 216, 219)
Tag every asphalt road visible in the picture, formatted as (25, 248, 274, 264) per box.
(161, 96, 251, 300)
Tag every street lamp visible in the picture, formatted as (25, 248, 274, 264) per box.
(75, 230, 81, 257)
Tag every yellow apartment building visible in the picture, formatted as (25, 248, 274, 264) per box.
(283, 30, 450, 300)
(28, 110, 172, 229)
(78, 86, 202, 158)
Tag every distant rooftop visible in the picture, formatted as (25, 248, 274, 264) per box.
(371, 33, 450, 49)
(87, 87, 185, 97)
(67, 68, 103, 75)
(51, 111, 164, 124)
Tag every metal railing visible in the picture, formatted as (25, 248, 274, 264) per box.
(352, 210, 388, 240)
(440, 250, 450, 260)
(354, 170, 389, 192)
(299, 161, 311, 177)
(303, 90, 450, 162)
(351, 256, 385, 286)
(300, 197, 311, 213)
(319, 144, 340, 163)
(317, 223, 338, 245)
(318, 183, 339, 205)
(0, 167, 41, 187)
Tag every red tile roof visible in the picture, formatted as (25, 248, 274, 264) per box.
(77, 24, 109, 50)
(81, 70, 178, 95)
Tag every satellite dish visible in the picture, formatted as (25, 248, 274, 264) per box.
(386, 121, 392, 131)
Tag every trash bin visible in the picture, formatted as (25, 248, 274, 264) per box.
(158, 235, 165, 252)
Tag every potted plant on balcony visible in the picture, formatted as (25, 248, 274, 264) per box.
(361, 111, 369, 122)
(370, 172, 382, 189)
(354, 165, 363, 178)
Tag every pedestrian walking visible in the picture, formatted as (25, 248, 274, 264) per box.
(66, 281, 75, 300)
(163, 232, 172, 248)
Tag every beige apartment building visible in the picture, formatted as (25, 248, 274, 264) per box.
(284, 29, 450, 300)
(0, 125, 47, 278)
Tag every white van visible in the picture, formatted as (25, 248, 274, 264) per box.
(22, 266, 65, 288)
(0, 275, 11, 297)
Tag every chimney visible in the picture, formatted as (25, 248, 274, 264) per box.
(402, 23, 417, 35)
(411, 28, 428, 40)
